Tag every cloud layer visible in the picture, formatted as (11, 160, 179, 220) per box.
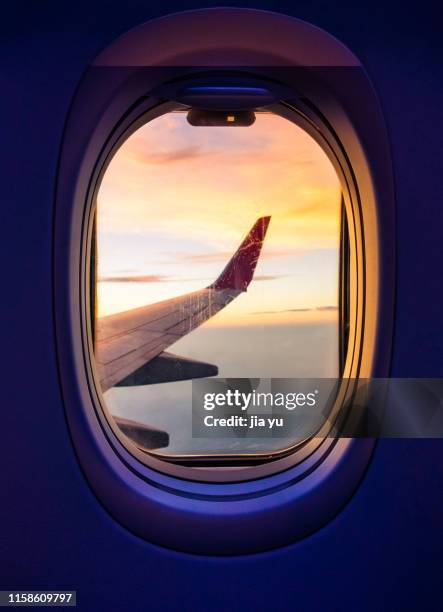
(252, 305, 338, 315)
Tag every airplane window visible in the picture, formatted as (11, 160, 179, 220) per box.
(91, 109, 344, 462)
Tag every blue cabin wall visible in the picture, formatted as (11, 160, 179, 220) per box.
(0, 2, 442, 610)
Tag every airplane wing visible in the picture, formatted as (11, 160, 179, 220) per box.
(95, 216, 271, 392)
(112, 416, 169, 450)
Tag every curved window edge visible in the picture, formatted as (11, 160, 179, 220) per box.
(53, 8, 395, 553)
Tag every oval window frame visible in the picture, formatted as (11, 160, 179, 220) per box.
(54, 9, 395, 553)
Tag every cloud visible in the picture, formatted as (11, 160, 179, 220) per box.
(251, 307, 310, 314)
(99, 272, 285, 284)
(169, 251, 233, 264)
(98, 274, 213, 284)
(253, 275, 287, 282)
(98, 274, 171, 283)
(163, 248, 308, 265)
(251, 305, 338, 315)
(287, 308, 311, 312)
(130, 145, 204, 165)
(131, 143, 286, 168)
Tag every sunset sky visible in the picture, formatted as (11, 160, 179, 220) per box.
(96, 111, 341, 326)
(98, 110, 342, 450)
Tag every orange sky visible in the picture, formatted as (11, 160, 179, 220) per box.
(96, 111, 341, 325)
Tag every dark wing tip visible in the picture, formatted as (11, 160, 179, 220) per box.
(210, 216, 271, 291)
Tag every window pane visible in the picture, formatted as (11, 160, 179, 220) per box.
(94, 110, 342, 459)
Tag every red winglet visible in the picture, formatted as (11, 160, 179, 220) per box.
(209, 216, 271, 291)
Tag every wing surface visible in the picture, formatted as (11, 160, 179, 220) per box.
(95, 216, 271, 391)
